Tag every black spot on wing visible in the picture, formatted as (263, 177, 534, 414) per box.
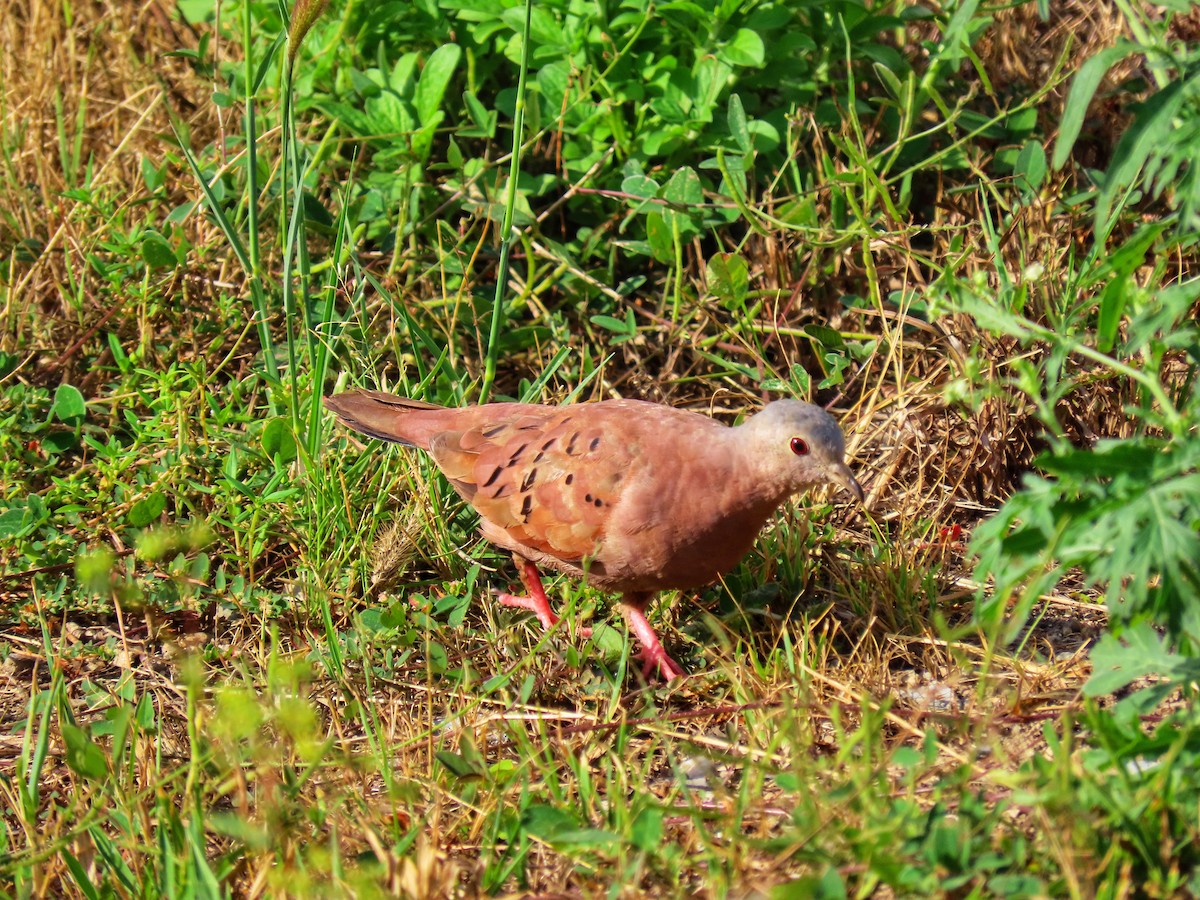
(506, 442, 530, 466)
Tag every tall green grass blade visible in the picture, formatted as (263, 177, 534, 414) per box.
(243, 1, 261, 283)
(480, 0, 534, 403)
(173, 120, 281, 409)
(306, 177, 355, 456)
(89, 827, 139, 895)
(1052, 42, 1137, 170)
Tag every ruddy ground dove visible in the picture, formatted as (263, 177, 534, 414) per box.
(325, 390, 862, 680)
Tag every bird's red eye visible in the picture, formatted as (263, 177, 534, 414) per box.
(790, 437, 809, 456)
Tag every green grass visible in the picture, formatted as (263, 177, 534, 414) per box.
(3, 0, 1200, 896)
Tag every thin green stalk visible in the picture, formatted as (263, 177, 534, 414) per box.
(240, 6, 283, 416)
(479, 0, 533, 404)
(279, 54, 301, 426)
(307, 168, 354, 458)
(243, 2, 260, 281)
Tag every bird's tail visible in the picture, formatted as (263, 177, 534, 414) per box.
(323, 389, 448, 448)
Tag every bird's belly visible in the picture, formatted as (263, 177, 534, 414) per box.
(591, 509, 770, 593)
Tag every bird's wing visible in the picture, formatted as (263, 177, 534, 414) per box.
(429, 408, 637, 563)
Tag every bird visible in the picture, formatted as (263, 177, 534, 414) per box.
(324, 389, 863, 680)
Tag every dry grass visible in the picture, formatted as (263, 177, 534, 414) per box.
(1, 0, 1193, 896)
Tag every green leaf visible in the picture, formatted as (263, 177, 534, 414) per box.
(706, 252, 749, 310)
(520, 803, 579, 839)
(141, 232, 177, 269)
(872, 61, 905, 102)
(1085, 625, 1171, 695)
(550, 828, 620, 846)
(141, 156, 165, 193)
(51, 384, 86, 424)
(127, 493, 166, 528)
(646, 212, 673, 262)
(62, 848, 102, 900)
(520, 804, 616, 846)
(721, 28, 765, 67)
(415, 44, 462, 127)
(61, 722, 108, 781)
(590, 313, 635, 337)
(76, 548, 116, 591)
(462, 89, 496, 137)
(43, 432, 78, 454)
(1013, 140, 1046, 196)
(621, 173, 659, 207)
(1096, 79, 1187, 234)
(261, 418, 297, 463)
(435, 749, 485, 780)
(727, 93, 750, 152)
(0, 507, 29, 539)
(804, 324, 845, 350)
(1096, 278, 1128, 353)
(1052, 42, 1137, 170)
(629, 806, 663, 852)
(773, 868, 847, 900)
(662, 166, 703, 207)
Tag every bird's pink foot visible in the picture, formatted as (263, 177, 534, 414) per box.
(497, 591, 560, 631)
(624, 603, 686, 681)
(636, 644, 688, 681)
(497, 559, 592, 637)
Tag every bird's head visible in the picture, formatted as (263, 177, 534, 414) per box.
(738, 400, 863, 503)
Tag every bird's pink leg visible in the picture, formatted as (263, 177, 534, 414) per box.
(497, 558, 592, 637)
(496, 559, 560, 631)
(622, 596, 686, 681)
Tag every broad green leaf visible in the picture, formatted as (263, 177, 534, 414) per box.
(872, 61, 905, 102)
(1052, 42, 1138, 170)
(1085, 626, 1170, 695)
(590, 314, 634, 335)
(727, 93, 750, 152)
(76, 548, 116, 590)
(550, 828, 620, 846)
(435, 750, 484, 780)
(629, 806, 663, 851)
(141, 232, 177, 269)
(1096, 278, 1128, 353)
(621, 173, 659, 204)
(520, 803, 579, 839)
(1013, 140, 1046, 196)
(805, 324, 846, 350)
(389, 53, 419, 97)
(0, 507, 29, 539)
(646, 212, 673, 262)
(261, 417, 297, 463)
(662, 166, 703, 206)
(707, 252, 749, 310)
(127, 493, 166, 528)
(51, 384, 86, 424)
(1096, 79, 1187, 235)
(462, 89, 496, 137)
(415, 44, 462, 127)
(61, 722, 108, 781)
(721, 28, 765, 67)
